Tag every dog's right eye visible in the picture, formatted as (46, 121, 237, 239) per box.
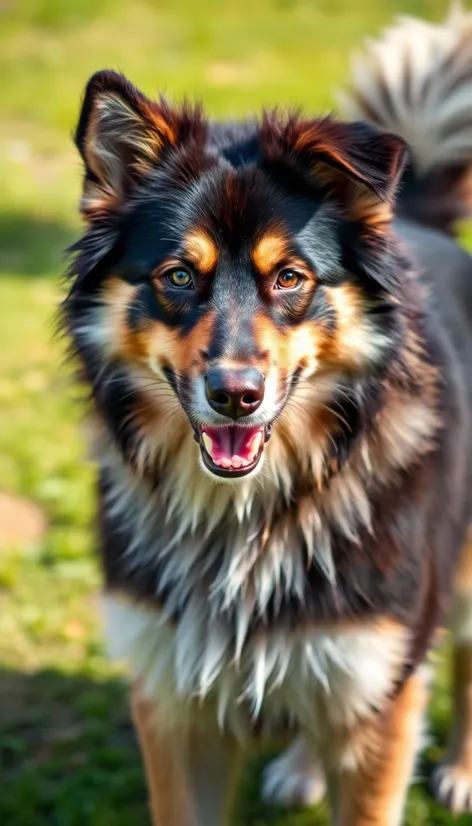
(166, 268, 194, 289)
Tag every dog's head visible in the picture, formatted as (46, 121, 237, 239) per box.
(66, 71, 406, 485)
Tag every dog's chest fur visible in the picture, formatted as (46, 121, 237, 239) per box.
(96, 416, 434, 738)
(104, 593, 408, 740)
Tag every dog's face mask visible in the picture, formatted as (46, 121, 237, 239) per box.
(67, 71, 405, 483)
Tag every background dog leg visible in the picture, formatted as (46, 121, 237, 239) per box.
(324, 671, 426, 826)
(131, 685, 241, 826)
(261, 735, 326, 807)
(432, 531, 472, 814)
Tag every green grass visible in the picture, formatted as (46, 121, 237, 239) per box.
(0, 1, 469, 823)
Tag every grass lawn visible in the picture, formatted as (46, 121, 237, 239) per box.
(0, 1, 470, 823)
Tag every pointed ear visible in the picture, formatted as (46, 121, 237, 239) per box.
(75, 71, 181, 220)
(262, 115, 407, 223)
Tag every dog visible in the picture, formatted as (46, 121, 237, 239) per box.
(62, 8, 472, 825)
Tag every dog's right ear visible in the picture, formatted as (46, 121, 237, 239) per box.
(75, 71, 182, 220)
(261, 113, 407, 223)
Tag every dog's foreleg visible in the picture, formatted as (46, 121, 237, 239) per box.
(131, 684, 241, 826)
(432, 532, 472, 814)
(324, 670, 426, 826)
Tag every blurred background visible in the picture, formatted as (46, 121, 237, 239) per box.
(0, 1, 467, 824)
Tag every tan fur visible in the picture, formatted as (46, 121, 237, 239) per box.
(131, 685, 198, 826)
(101, 274, 217, 375)
(254, 281, 393, 386)
(252, 232, 290, 275)
(176, 311, 217, 373)
(102, 278, 146, 361)
(349, 188, 393, 228)
(131, 683, 241, 826)
(326, 671, 426, 826)
(184, 230, 218, 274)
(253, 311, 324, 380)
(324, 282, 390, 370)
(251, 234, 317, 296)
(297, 142, 361, 182)
(311, 161, 393, 228)
(455, 526, 472, 592)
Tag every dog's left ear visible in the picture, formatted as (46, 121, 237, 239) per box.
(262, 115, 407, 220)
(75, 70, 204, 220)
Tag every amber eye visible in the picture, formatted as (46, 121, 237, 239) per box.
(276, 269, 302, 289)
(167, 268, 193, 289)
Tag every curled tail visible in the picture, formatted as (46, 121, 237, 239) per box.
(339, 6, 472, 237)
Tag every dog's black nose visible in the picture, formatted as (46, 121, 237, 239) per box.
(205, 368, 265, 419)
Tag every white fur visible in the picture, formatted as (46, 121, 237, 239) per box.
(103, 594, 408, 745)
(432, 763, 472, 815)
(339, 6, 472, 174)
(74, 303, 114, 363)
(261, 736, 325, 807)
(263, 666, 431, 808)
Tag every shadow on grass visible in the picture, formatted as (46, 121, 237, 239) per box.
(0, 213, 78, 278)
(0, 665, 466, 826)
(0, 665, 328, 826)
(0, 667, 147, 826)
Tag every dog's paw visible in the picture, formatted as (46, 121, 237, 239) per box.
(261, 737, 325, 807)
(431, 762, 472, 814)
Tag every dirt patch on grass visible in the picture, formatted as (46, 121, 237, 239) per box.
(0, 493, 46, 547)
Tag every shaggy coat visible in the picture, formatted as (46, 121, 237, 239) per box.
(63, 9, 472, 824)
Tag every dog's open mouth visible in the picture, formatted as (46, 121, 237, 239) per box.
(197, 424, 271, 478)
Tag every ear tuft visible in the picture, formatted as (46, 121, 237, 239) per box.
(75, 71, 204, 220)
(262, 113, 407, 221)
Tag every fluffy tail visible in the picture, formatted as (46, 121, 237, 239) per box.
(339, 5, 472, 237)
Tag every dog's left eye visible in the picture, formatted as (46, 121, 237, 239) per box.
(167, 268, 194, 289)
(276, 269, 302, 289)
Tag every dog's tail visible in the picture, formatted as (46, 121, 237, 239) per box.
(339, 6, 472, 237)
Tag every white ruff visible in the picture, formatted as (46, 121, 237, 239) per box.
(103, 594, 408, 740)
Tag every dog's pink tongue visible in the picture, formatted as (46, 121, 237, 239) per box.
(201, 426, 264, 469)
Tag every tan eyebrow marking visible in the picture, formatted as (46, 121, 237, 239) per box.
(252, 233, 290, 275)
(183, 230, 218, 274)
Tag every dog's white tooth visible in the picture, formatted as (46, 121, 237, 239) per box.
(251, 432, 263, 454)
(202, 433, 213, 455)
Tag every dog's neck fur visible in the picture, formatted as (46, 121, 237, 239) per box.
(96, 294, 440, 607)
